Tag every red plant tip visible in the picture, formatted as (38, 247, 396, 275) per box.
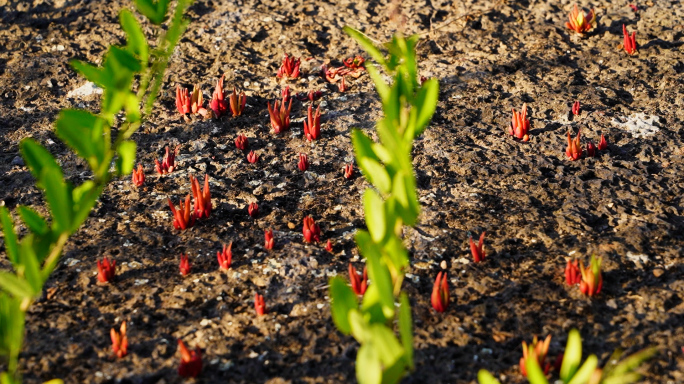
(509, 103, 530, 141)
(155, 145, 179, 175)
(179, 253, 191, 276)
(110, 321, 128, 359)
(469, 232, 486, 263)
(566, 129, 583, 161)
(343, 164, 354, 179)
(338, 77, 347, 93)
(97, 256, 116, 284)
(254, 293, 267, 316)
(190, 84, 209, 118)
(579, 254, 603, 296)
(597, 134, 608, 150)
(303, 105, 322, 141)
(572, 100, 581, 115)
(228, 87, 247, 117)
(348, 263, 368, 296)
(209, 74, 228, 118)
(235, 134, 249, 151)
(276, 54, 301, 79)
(623, 24, 638, 55)
(168, 195, 196, 230)
(190, 174, 212, 219)
(248, 202, 259, 218)
(431, 271, 449, 313)
(217, 242, 232, 271)
(247, 150, 259, 164)
(178, 340, 202, 378)
(175, 85, 191, 115)
(565, 4, 596, 35)
(343, 56, 365, 70)
(296, 90, 323, 102)
(131, 164, 145, 187)
(267, 97, 293, 134)
(565, 259, 581, 286)
(587, 141, 597, 157)
(629, 4, 638, 12)
(520, 335, 552, 377)
(302, 215, 321, 243)
(298, 153, 309, 172)
(325, 239, 333, 252)
(264, 229, 274, 250)
(282, 86, 291, 104)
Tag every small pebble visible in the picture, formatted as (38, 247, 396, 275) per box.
(11, 156, 24, 166)
(440, 260, 447, 269)
(653, 268, 664, 277)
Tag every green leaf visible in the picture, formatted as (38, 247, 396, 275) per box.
(343, 27, 386, 67)
(116, 140, 137, 176)
(369, 324, 404, 368)
(123, 91, 142, 127)
(398, 293, 413, 370)
(349, 309, 372, 344)
(409, 78, 439, 139)
(70, 60, 108, 88)
(356, 344, 382, 384)
(361, 242, 394, 319)
(566, 355, 598, 384)
(0, 293, 25, 376)
(561, 329, 583, 381)
(17, 206, 48, 236)
(134, 0, 170, 24)
(603, 348, 656, 383)
(0, 272, 36, 299)
(477, 370, 501, 384)
(19, 139, 63, 189)
(41, 169, 72, 234)
(55, 109, 105, 171)
(364, 189, 386, 243)
(358, 158, 391, 194)
(329, 276, 358, 335)
(525, 348, 550, 384)
(0, 207, 19, 265)
(120, 9, 149, 63)
(352, 129, 380, 163)
(19, 238, 42, 293)
(366, 64, 389, 104)
(70, 181, 103, 234)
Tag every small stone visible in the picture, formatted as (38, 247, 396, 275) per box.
(287, 222, 296, 229)
(606, 299, 618, 309)
(440, 260, 447, 269)
(653, 268, 664, 277)
(11, 156, 24, 166)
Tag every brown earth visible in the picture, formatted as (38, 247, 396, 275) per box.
(1, 0, 684, 383)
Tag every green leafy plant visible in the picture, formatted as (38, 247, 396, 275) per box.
(0, 0, 194, 382)
(478, 329, 656, 384)
(328, 27, 439, 384)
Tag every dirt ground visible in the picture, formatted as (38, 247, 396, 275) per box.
(0, 0, 683, 382)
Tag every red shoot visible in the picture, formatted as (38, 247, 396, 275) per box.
(179, 253, 191, 276)
(509, 103, 530, 141)
(587, 141, 597, 157)
(264, 229, 274, 250)
(248, 202, 259, 218)
(168, 195, 196, 230)
(349, 263, 368, 296)
(344, 164, 354, 179)
(247, 151, 259, 164)
(131, 164, 145, 187)
(97, 256, 116, 284)
(302, 216, 320, 243)
(267, 98, 293, 134)
(209, 74, 228, 118)
(566, 129, 583, 161)
(254, 293, 266, 316)
(178, 340, 202, 378)
(295, 90, 323, 102)
(298, 153, 309, 172)
(229, 87, 247, 117)
(565, 4, 595, 34)
(325, 239, 333, 252)
(579, 255, 603, 296)
(597, 134, 608, 150)
(343, 56, 365, 71)
(190, 174, 212, 219)
(431, 271, 449, 313)
(155, 145, 179, 175)
(217, 243, 232, 271)
(629, 4, 638, 12)
(338, 77, 347, 92)
(572, 101, 580, 115)
(190, 84, 209, 117)
(623, 24, 637, 55)
(175, 85, 191, 115)
(565, 259, 581, 286)
(469, 232, 486, 263)
(520, 335, 552, 377)
(303, 105, 321, 141)
(110, 321, 128, 358)
(235, 134, 249, 150)
(282, 86, 291, 104)
(276, 54, 301, 79)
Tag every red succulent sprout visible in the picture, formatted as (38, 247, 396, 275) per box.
(597, 134, 608, 150)
(254, 293, 266, 316)
(349, 263, 368, 296)
(509, 103, 530, 141)
(217, 243, 232, 271)
(344, 164, 354, 179)
(264, 229, 274, 250)
(247, 150, 259, 164)
(520, 335, 552, 377)
(343, 56, 365, 71)
(302, 215, 321, 243)
(155, 145, 179, 175)
(97, 256, 116, 283)
(303, 105, 321, 141)
(431, 271, 449, 313)
(572, 100, 581, 115)
(179, 253, 191, 276)
(295, 90, 323, 102)
(566, 129, 583, 161)
(209, 74, 228, 118)
(565, 4, 596, 35)
(175, 85, 191, 115)
(325, 239, 333, 252)
(190, 84, 209, 117)
(579, 255, 603, 296)
(623, 24, 637, 55)
(190, 174, 212, 219)
(587, 141, 597, 157)
(110, 321, 128, 358)
(338, 77, 347, 92)
(131, 164, 145, 187)
(298, 153, 309, 172)
(178, 340, 202, 378)
(282, 86, 291, 104)
(565, 259, 581, 286)
(629, 3, 638, 12)
(267, 97, 293, 134)
(276, 54, 301, 79)
(248, 202, 259, 218)
(469, 232, 486, 263)
(321, 64, 342, 83)
(235, 134, 249, 151)
(168, 195, 196, 230)
(229, 87, 247, 117)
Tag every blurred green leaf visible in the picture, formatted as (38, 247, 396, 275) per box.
(329, 277, 358, 335)
(566, 355, 598, 384)
(356, 344, 382, 384)
(19, 139, 62, 190)
(17, 207, 48, 237)
(561, 329, 583, 381)
(358, 158, 390, 194)
(409, 78, 439, 139)
(0, 207, 19, 265)
(0, 272, 35, 299)
(120, 9, 149, 63)
(116, 140, 137, 176)
(18, 238, 42, 293)
(41, 169, 72, 234)
(364, 189, 386, 243)
(343, 27, 386, 67)
(398, 293, 413, 370)
(525, 347, 550, 384)
(365, 64, 389, 105)
(134, 0, 170, 24)
(55, 109, 105, 171)
(477, 370, 501, 384)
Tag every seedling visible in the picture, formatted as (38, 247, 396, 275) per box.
(97, 257, 116, 283)
(510, 104, 530, 141)
(565, 4, 596, 35)
(229, 87, 247, 116)
(179, 253, 191, 276)
(209, 74, 228, 118)
(295, 90, 323, 102)
(586, 141, 597, 157)
(343, 55, 365, 72)
(276, 54, 301, 79)
(431, 271, 449, 313)
(248, 202, 259, 218)
(267, 97, 293, 134)
(178, 340, 202, 378)
(155, 145, 179, 175)
(325, 239, 333, 252)
(298, 153, 309, 172)
(264, 229, 274, 250)
(469, 232, 486, 263)
(572, 101, 580, 115)
(190, 85, 208, 117)
(168, 195, 196, 230)
(566, 130, 583, 160)
(254, 293, 266, 316)
(282, 86, 291, 103)
(597, 134, 607, 150)
(247, 150, 259, 164)
(339, 77, 347, 92)
(131, 164, 145, 187)
(623, 24, 637, 55)
(349, 263, 368, 296)
(235, 134, 249, 150)
(110, 322, 128, 358)
(302, 216, 320, 243)
(217, 243, 232, 271)
(303, 105, 321, 141)
(520, 335, 551, 377)
(565, 259, 581, 286)
(580, 255, 602, 296)
(176, 85, 191, 115)
(343, 164, 354, 179)
(190, 174, 212, 219)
